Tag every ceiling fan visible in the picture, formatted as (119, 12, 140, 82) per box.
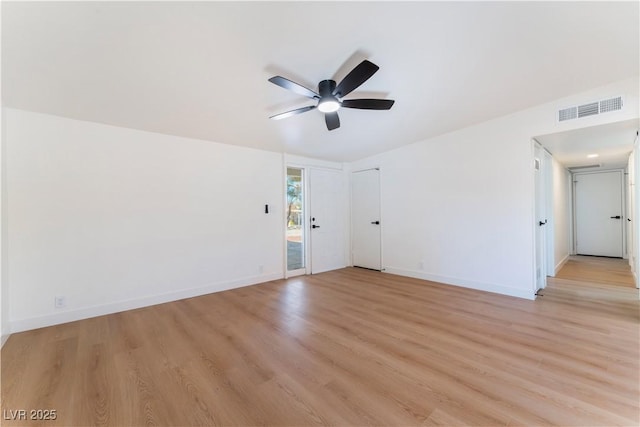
(268, 60, 395, 131)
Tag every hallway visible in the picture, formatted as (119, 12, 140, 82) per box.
(555, 256, 636, 287)
(540, 256, 639, 319)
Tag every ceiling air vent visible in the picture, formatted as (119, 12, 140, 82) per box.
(600, 96, 623, 113)
(558, 106, 577, 122)
(557, 96, 623, 122)
(577, 102, 599, 118)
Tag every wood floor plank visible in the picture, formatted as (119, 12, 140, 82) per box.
(2, 256, 638, 426)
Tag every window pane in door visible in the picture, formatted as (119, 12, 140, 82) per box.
(287, 168, 305, 271)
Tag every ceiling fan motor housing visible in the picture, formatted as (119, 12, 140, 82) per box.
(318, 79, 337, 97)
(317, 79, 340, 113)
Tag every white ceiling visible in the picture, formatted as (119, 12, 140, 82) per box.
(2, 1, 639, 162)
(535, 119, 639, 170)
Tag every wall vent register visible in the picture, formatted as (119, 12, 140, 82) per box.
(558, 96, 623, 122)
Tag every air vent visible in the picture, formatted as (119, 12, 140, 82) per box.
(558, 96, 623, 122)
(568, 164, 601, 171)
(558, 107, 577, 122)
(577, 102, 599, 118)
(600, 96, 623, 113)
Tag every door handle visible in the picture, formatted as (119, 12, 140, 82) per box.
(610, 215, 621, 219)
(312, 224, 320, 229)
(371, 221, 380, 225)
(539, 220, 547, 226)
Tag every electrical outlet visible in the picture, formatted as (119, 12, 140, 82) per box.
(54, 296, 66, 309)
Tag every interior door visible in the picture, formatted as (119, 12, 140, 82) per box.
(626, 154, 634, 267)
(575, 170, 624, 257)
(534, 143, 547, 291)
(352, 169, 382, 270)
(309, 168, 346, 274)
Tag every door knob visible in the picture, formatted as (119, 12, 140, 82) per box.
(539, 220, 547, 226)
(610, 215, 621, 219)
(312, 224, 320, 229)
(371, 221, 380, 225)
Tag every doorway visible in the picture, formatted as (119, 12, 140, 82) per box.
(351, 168, 382, 270)
(534, 142, 553, 291)
(533, 119, 639, 292)
(285, 165, 347, 276)
(574, 170, 624, 258)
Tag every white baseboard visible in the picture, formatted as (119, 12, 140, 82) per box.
(554, 254, 570, 276)
(1, 333, 9, 348)
(383, 267, 535, 300)
(10, 272, 283, 334)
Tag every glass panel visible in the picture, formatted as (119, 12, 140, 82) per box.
(287, 168, 305, 271)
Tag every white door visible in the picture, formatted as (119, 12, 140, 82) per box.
(626, 154, 634, 266)
(575, 170, 624, 257)
(309, 168, 346, 274)
(352, 169, 382, 270)
(534, 143, 547, 291)
(633, 137, 640, 287)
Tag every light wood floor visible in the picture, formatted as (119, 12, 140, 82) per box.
(555, 255, 636, 288)
(2, 259, 639, 426)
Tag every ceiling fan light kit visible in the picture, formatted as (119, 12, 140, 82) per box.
(268, 59, 395, 131)
(317, 100, 340, 113)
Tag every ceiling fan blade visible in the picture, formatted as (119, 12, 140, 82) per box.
(325, 112, 340, 131)
(270, 105, 316, 120)
(333, 60, 379, 97)
(268, 76, 319, 99)
(341, 99, 395, 110)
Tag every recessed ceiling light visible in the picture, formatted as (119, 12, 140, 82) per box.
(587, 153, 599, 158)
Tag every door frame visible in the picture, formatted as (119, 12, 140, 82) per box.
(543, 150, 554, 277)
(283, 155, 348, 278)
(284, 163, 309, 278)
(632, 132, 640, 287)
(351, 167, 383, 271)
(572, 168, 626, 258)
(533, 140, 553, 292)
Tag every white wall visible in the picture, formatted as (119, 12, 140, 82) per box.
(1, 2, 9, 345)
(353, 118, 536, 299)
(1, 107, 8, 347)
(6, 108, 284, 332)
(351, 76, 639, 299)
(551, 157, 572, 274)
